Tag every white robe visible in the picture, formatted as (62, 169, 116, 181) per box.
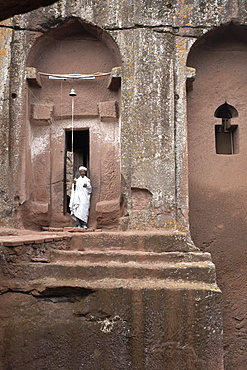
(69, 175, 92, 223)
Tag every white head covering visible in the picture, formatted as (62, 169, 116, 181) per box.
(79, 166, 87, 171)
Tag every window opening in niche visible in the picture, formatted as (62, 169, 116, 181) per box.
(64, 129, 89, 213)
(214, 102, 239, 155)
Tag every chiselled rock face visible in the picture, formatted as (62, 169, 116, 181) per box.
(0, 1, 247, 369)
(187, 23, 247, 370)
(0, 0, 58, 21)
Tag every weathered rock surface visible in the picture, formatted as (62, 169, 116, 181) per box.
(0, 287, 223, 370)
(0, 231, 223, 370)
(0, 0, 246, 369)
(0, 0, 58, 21)
(187, 22, 247, 370)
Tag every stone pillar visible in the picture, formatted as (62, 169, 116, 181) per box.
(119, 29, 178, 231)
(0, 20, 14, 226)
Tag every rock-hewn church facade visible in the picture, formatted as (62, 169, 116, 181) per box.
(0, 1, 246, 369)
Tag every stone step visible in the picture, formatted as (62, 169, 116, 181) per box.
(0, 276, 221, 297)
(0, 230, 196, 252)
(15, 257, 216, 285)
(0, 234, 71, 247)
(70, 230, 196, 252)
(50, 249, 212, 265)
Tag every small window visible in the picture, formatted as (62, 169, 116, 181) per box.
(214, 102, 238, 155)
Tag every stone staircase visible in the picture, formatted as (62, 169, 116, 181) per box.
(0, 230, 219, 294)
(43, 249, 216, 284)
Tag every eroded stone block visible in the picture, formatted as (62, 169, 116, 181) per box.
(186, 66, 196, 91)
(28, 200, 48, 215)
(31, 103, 54, 125)
(107, 66, 121, 91)
(25, 67, 42, 87)
(98, 101, 119, 122)
(96, 198, 121, 227)
(131, 187, 152, 210)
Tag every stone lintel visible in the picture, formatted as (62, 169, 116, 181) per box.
(25, 67, 42, 88)
(186, 66, 196, 91)
(107, 66, 121, 91)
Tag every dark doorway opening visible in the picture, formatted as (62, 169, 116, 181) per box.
(64, 129, 89, 213)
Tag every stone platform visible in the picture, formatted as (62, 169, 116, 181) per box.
(0, 228, 224, 369)
(0, 228, 215, 291)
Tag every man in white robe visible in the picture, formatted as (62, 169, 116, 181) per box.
(69, 166, 92, 228)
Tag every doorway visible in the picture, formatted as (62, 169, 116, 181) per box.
(25, 17, 121, 229)
(64, 129, 89, 214)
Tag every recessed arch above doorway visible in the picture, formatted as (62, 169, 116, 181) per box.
(23, 17, 122, 229)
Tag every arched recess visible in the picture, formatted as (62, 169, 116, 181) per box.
(22, 17, 122, 229)
(187, 22, 247, 368)
(214, 102, 239, 154)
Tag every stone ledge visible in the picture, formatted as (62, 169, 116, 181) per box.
(70, 230, 197, 252)
(50, 249, 212, 264)
(0, 277, 221, 294)
(0, 234, 71, 247)
(0, 230, 195, 252)
(17, 262, 216, 284)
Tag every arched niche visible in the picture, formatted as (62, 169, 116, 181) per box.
(214, 102, 239, 154)
(23, 17, 122, 229)
(186, 22, 247, 368)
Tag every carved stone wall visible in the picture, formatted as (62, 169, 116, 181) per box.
(21, 18, 122, 229)
(187, 23, 247, 370)
(0, 0, 58, 21)
(0, 1, 247, 369)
